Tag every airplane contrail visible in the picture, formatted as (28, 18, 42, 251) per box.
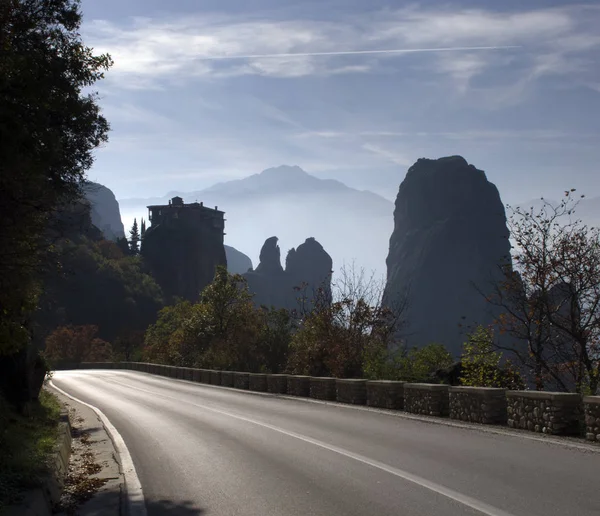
(195, 45, 520, 60)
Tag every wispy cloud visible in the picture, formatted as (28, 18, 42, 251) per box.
(84, 5, 600, 88)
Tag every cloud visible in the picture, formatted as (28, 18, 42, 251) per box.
(84, 5, 600, 88)
(362, 144, 413, 166)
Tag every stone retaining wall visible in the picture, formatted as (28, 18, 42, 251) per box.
(210, 370, 221, 385)
(234, 372, 250, 390)
(69, 363, 598, 441)
(336, 379, 367, 405)
(366, 381, 404, 409)
(506, 391, 582, 435)
(220, 371, 234, 387)
(7, 408, 73, 516)
(46, 410, 72, 505)
(310, 377, 336, 400)
(449, 386, 507, 425)
(404, 384, 449, 417)
(287, 375, 310, 397)
(249, 373, 267, 392)
(267, 374, 288, 394)
(583, 396, 600, 441)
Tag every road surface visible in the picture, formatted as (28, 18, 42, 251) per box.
(50, 370, 599, 516)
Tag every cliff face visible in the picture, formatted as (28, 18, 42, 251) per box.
(244, 236, 332, 311)
(383, 156, 511, 356)
(224, 245, 253, 274)
(83, 182, 125, 240)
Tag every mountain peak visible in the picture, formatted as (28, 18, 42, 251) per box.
(259, 165, 308, 177)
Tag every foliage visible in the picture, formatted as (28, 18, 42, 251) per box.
(129, 218, 140, 256)
(143, 267, 293, 372)
(485, 190, 600, 393)
(0, 390, 61, 510)
(44, 325, 112, 366)
(363, 342, 454, 382)
(36, 233, 164, 347)
(460, 325, 525, 389)
(0, 0, 111, 404)
(286, 264, 407, 378)
(0, 0, 112, 355)
(115, 237, 130, 256)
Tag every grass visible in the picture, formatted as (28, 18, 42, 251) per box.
(0, 388, 62, 512)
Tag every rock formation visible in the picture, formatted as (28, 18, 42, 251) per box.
(383, 156, 511, 356)
(224, 245, 253, 274)
(83, 181, 125, 240)
(141, 197, 227, 302)
(244, 236, 332, 311)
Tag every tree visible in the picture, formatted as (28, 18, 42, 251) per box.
(141, 218, 146, 240)
(116, 236, 130, 256)
(460, 325, 524, 389)
(287, 263, 407, 378)
(129, 218, 140, 256)
(143, 267, 280, 372)
(0, 0, 112, 406)
(44, 325, 112, 366)
(483, 191, 600, 393)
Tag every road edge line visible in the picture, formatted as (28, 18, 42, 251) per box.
(48, 380, 147, 516)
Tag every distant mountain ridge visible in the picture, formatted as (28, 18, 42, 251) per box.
(119, 165, 395, 277)
(122, 165, 392, 215)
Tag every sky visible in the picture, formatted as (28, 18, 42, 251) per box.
(81, 0, 600, 206)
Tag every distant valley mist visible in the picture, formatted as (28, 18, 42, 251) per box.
(119, 165, 395, 280)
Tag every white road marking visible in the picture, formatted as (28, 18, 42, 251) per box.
(49, 380, 147, 516)
(105, 377, 517, 516)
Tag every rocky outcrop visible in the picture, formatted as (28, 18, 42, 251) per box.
(83, 182, 125, 240)
(383, 156, 511, 356)
(244, 236, 332, 311)
(224, 245, 253, 274)
(286, 237, 333, 304)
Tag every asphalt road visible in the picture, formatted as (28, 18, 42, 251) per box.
(50, 370, 600, 516)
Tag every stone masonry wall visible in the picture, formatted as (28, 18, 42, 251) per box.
(220, 371, 234, 387)
(210, 370, 221, 385)
(449, 387, 507, 425)
(249, 373, 268, 392)
(310, 377, 336, 400)
(267, 374, 288, 394)
(366, 381, 404, 409)
(287, 376, 310, 397)
(234, 372, 250, 390)
(506, 391, 582, 436)
(583, 396, 600, 441)
(404, 384, 449, 417)
(336, 379, 367, 405)
(200, 369, 211, 383)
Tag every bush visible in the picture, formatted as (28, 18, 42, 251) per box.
(460, 325, 524, 389)
(0, 390, 61, 510)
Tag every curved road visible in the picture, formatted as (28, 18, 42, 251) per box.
(50, 370, 599, 516)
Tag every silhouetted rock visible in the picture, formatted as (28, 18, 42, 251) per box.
(286, 237, 333, 304)
(383, 156, 511, 356)
(256, 236, 284, 274)
(224, 245, 253, 274)
(83, 181, 125, 240)
(142, 197, 227, 302)
(244, 236, 332, 311)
